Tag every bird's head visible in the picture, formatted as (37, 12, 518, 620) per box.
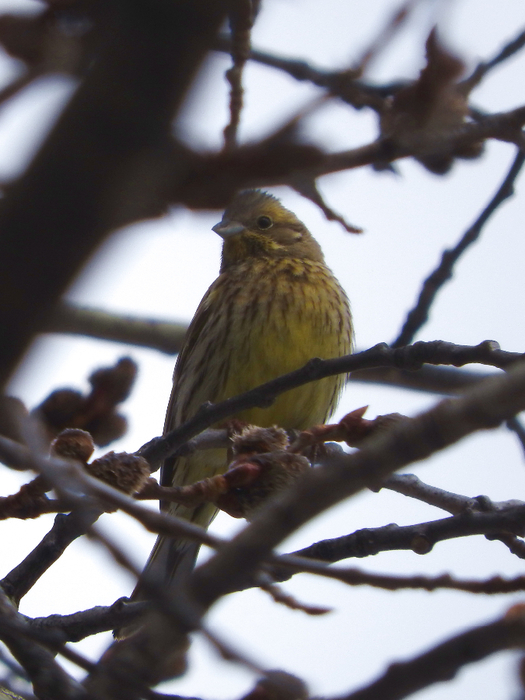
(213, 190, 324, 272)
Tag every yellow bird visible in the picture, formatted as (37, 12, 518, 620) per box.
(138, 189, 353, 598)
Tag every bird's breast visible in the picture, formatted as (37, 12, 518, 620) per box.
(216, 257, 353, 429)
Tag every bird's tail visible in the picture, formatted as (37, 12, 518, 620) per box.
(114, 501, 218, 639)
(114, 448, 225, 638)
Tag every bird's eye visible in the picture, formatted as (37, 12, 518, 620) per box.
(256, 215, 273, 230)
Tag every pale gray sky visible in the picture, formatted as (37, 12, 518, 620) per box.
(2, 1, 525, 698)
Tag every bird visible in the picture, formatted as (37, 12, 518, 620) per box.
(133, 189, 353, 606)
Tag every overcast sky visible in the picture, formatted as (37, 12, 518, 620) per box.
(2, 1, 525, 699)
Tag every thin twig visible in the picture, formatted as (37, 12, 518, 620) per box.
(139, 340, 523, 468)
(354, 0, 420, 74)
(222, 0, 258, 150)
(287, 505, 525, 566)
(272, 557, 525, 595)
(214, 35, 397, 112)
(463, 27, 525, 92)
(1, 508, 101, 605)
(507, 416, 525, 457)
(393, 148, 525, 347)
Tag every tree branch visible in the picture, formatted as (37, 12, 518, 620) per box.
(393, 148, 525, 347)
(140, 340, 522, 468)
(341, 612, 525, 700)
(0, 0, 231, 388)
(44, 303, 187, 355)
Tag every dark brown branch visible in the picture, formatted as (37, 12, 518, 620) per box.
(40, 301, 502, 396)
(38, 304, 503, 399)
(27, 601, 149, 644)
(214, 35, 395, 112)
(140, 340, 522, 468)
(173, 105, 525, 211)
(0, 591, 87, 700)
(222, 1, 258, 150)
(464, 27, 525, 91)
(274, 557, 525, 595)
(393, 148, 525, 347)
(288, 505, 525, 564)
(0, 476, 55, 521)
(1, 509, 101, 606)
(341, 613, 525, 700)
(44, 303, 187, 355)
(188, 356, 525, 611)
(0, 0, 231, 389)
(290, 175, 363, 233)
(311, 106, 525, 178)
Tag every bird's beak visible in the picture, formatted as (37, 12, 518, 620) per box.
(212, 220, 245, 238)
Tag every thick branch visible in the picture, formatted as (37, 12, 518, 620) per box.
(44, 303, 187, 355)
(0, 0, 230, 388)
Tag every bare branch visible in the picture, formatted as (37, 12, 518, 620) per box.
(27, 601, 148, 644)
(140, 340, 523, 468)
(464, 27, 525, 92)
(222, 1, 259, 150)
(0, 591, 87, 700)
(37, 303, 509, 400)
(288, 504, 525, 564)
(274, 558, 525, 595)
(189, 356, 525, 611)
(341, 613, 525, 700)
(382, 472, 499, 515)
(39, 299, 506, 397)
(393, 148, 525, 347)
(0, 0, 231, 389)
(214, 36, 395, 112)
(44, 303, 187, 356)
(1, 509, 101, 606)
